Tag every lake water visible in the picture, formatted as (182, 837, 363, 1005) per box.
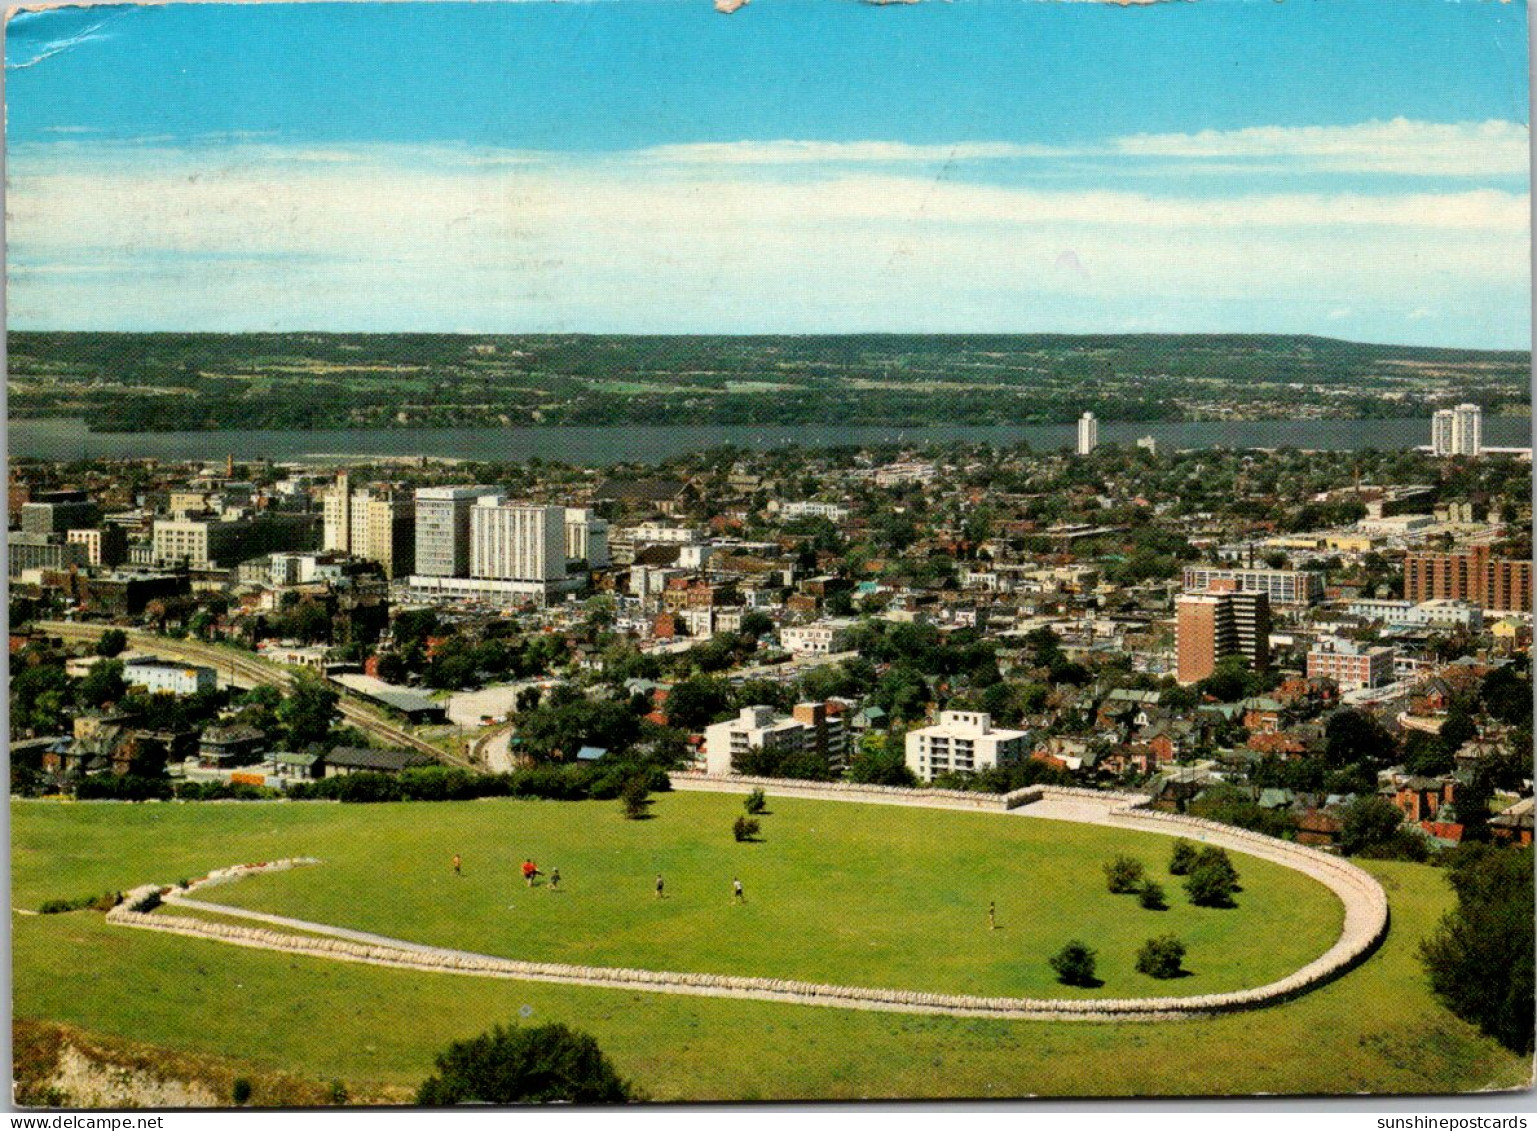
(7, 416, 1532, 465)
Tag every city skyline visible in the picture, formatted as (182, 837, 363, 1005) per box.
(4, 0, 1530, 347)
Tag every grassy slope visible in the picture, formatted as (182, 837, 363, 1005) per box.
(13, 793, 1340, 1000)
(12, 798, 1532, 1099)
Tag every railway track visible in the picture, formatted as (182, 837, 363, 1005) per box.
(36, 621, 470, 769)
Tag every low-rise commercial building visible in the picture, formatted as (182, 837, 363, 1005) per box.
(123, 657, 218, 697)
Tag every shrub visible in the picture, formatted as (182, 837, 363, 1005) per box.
(1103, 855, 1146, 894)
(620, 777, 652, 820)
(1419, 844, 1535, 1055)
(1135, 935, 1187, 979)
(131, 889, 164, 914)
(1048, 940, 1098, 987)
(1355, 827, 1432, 863)
(328, 1080, 349, 1106)
(232, 1077, 253, 1106)
(1138, 880, 1168, 911)
(416, 1022, 635, 1105)
(744, 788, 767, 815)
(1185, 861, 1237, 908)
(1168, 839, 1199, 875)
(733, 816, 761, 843)
(73, 774, 173, 802)
(1194, 846, 1239, 887)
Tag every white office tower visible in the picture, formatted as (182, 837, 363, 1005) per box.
(1452, 403, 1483, 456)
(415, 486, 504, 577)
(1076, 411, 1099, 455)
(564, 507, 611, 568)
(470, 500, 566, 583)
(1431, 409, 1456, 456)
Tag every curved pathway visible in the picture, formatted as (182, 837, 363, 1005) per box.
(105, 784, 1390, 1022)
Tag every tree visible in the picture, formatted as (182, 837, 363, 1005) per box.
(1048, 941, 1098, 987)
(743, 788, 767, 815)
(1324, 708, 1398, 770)
(845, 731, 917, 787)
(1185, 859, 1237, 908)
(1138, 881, 1168, 911)
(1168, 839, 1199, 876)
(665, 677, 734, 731)
(95, 629, 128, 658)
(1419, 845, 1534, 1055)
(732, 816, 761, 842)
(1103, 855, 1146, 894)
(76, 659, 125, 710)
(1339, 796, 1408, 856)
(619, 776, 651, 820)
(739, 611, 773, 639)
(279, 671, 340, 750)
(416, 1022, 636, 1105)
(1135, 935, 1187, 979)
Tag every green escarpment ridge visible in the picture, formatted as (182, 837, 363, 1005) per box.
(8, 331, 1529, 432)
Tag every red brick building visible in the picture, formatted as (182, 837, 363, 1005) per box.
(1403, 544, 1532, 612)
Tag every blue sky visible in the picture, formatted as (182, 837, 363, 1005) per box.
(6, 0, 1530, 345)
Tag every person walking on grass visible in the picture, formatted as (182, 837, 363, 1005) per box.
(522, 859, 539, 887)
(988, 901, 997, 931)
(733, 877, 744, 904)
(452, 854, 462, 877)
(549, 867, 560, 892)
(655, 873, 665, 900)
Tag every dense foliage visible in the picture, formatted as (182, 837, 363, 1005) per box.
(416, 1022, 635, 1105)
(1419, 845, 1535, 1056)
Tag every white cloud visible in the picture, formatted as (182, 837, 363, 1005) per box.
(5, 142, 1528, 339)
(634, 140, 1060, 165)
(1116, 118, 1530, 178)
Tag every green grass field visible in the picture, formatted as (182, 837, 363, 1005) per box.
(12, 794, 1532, 1100)
(15, 792, 1341, 999)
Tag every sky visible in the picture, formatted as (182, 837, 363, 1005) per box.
(5, 0, 1531, 346)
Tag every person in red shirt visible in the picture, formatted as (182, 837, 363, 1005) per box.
(522, 859, 538, 887)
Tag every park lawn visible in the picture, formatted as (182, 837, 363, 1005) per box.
(10, 854, 1529, 1099)
(12, 793, 1342, 1000)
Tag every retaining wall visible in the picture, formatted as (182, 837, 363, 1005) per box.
(105, 769, 1392, 1023)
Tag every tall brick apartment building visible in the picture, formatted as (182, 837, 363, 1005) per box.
(1403, 544, 1532, 612)
(1176, 583, 1271, 684)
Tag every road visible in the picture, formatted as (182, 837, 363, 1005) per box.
(38, 621, 467, 768)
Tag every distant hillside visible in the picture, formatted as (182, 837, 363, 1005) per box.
(8, 332, 1529, 432)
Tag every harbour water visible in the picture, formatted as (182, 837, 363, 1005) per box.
(7, 416, 1532, 466)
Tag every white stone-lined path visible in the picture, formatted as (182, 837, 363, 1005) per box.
(105, 783, 1390, 1022)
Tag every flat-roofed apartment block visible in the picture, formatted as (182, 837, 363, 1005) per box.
(1176, 585, 1271, 685)
(703, 702, 850, 776)
(1403, 544, 1532, 612)
(1307, 638, 1395, 692)
(322, 473, 415, 579)
(66, 526, 128, 568)
(904, 710, 1029, 782)
(1181, 566, 1323, 607)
